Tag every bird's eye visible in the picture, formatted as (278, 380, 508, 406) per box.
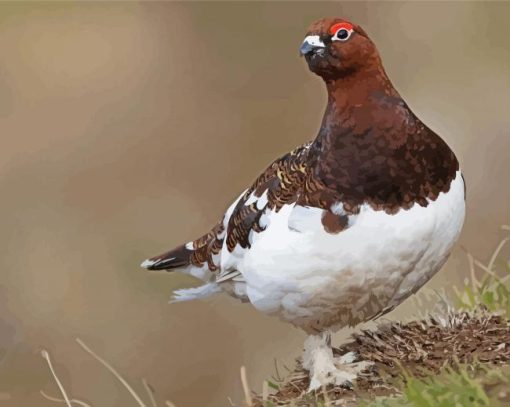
(329, 22, 354, 42)
(334, 28, 351, 41)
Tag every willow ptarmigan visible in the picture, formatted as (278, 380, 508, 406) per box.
(141, 18, 465, 390)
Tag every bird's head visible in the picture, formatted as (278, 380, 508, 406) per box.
(300, 18, 380, 81)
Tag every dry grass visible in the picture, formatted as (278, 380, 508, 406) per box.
(41, 338, 177, 407)
(454, 225, 510, 316)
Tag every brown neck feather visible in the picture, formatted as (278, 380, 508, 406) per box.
(309, 65, 459, 214)
(320, 60, 398, 134)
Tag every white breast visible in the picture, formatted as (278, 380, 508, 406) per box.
(237, 171, 466, 332)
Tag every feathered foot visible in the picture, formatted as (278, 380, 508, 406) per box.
(302, 332, 372, 392)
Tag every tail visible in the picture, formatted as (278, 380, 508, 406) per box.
(140, 244, 192, 271)
(141, 244, 222, 303)
(171, 283, 222, 302)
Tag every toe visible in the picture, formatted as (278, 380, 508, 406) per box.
(337, 351, 358, 364)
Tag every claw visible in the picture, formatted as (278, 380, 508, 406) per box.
(303, 333, 372, 392)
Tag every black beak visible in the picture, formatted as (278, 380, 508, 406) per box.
(299, 36, 326, 57)
(300, 41, 317, 56)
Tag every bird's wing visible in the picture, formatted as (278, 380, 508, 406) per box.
(143, 141, 332, 273)
(224, 142, 313, 252)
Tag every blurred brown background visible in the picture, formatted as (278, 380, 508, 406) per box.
(0, 1, 509, 406)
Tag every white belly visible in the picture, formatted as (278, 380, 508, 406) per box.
(237, 171, 465, 333)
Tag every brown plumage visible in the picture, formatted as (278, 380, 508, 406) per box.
(142, 16, 466, 392)
(143, 17, 459, 274)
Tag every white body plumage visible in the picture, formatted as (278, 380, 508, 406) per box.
(176, 171, 465, 333)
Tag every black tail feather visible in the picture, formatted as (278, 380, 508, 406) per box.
(140, 244, 192, 271)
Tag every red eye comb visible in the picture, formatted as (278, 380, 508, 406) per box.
(329, 22, 353, 35)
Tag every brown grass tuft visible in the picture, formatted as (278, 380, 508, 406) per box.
(255, 310, 510, 406)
